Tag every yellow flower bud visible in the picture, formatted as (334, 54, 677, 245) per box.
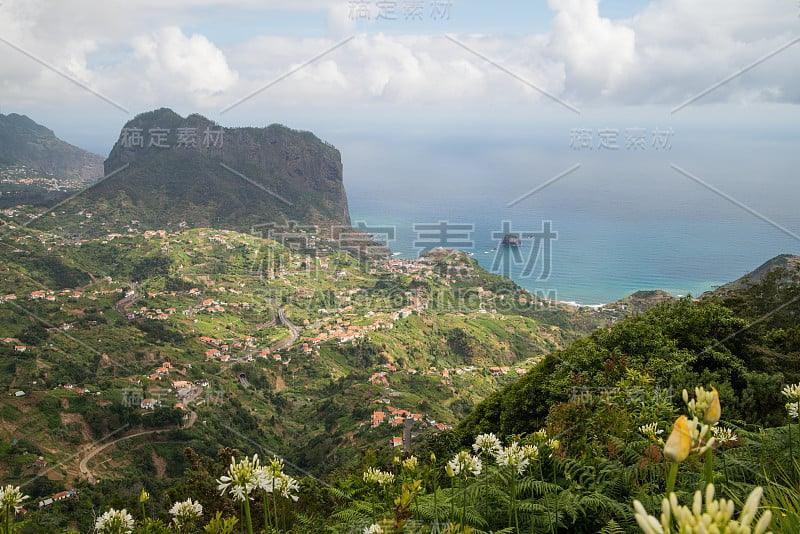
(664, 415, 692, 462)
(703, 387, 721, 425)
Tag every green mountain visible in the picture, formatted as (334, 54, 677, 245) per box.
(0, 113, 104, 181)
(32, 108, 351, 235)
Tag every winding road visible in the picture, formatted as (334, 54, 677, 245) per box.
(270, 303, 301, 351)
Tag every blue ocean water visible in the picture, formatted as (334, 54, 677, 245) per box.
(347, 190, 800, 306)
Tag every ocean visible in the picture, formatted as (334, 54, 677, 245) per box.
(347, 190, 800, 306)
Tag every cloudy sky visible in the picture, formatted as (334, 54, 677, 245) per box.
(0, 1, 797, 141)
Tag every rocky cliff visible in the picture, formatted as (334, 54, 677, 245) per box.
(67, 108, 350, 232)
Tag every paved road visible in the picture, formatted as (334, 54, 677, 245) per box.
(114, 292, 141, 314)
(270, 304, 300, 351)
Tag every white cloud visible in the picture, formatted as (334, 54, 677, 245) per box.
(548, 0, 637, 97)
(132, 26, 238, 97)
(0, 0, 797, 129)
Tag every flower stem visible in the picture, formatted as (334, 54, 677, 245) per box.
(704, 447, 714, 488)
(511, 472, 519, 532)
(666, 461, 679, 495)
(431, 465, 440, 530)
(273, 492, 279, 532)
(460, 476, 467, 526)
(243, 499, 254, 534)
(268, 491, 270, 532)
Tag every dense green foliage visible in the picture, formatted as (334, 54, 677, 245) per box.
(458, 297, 792, 440)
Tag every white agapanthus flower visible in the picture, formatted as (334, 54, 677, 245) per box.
(639, 422, 664, 440)
(255, 465, 279, 493)
(782, 383, 800, 402)
(256, 456, 286, 493)
(447, 450, 482, 477)
(787, 401, 799, 420)
(472, 433, 502, 456)
(94, 507, 135, 534)
(711, 425, 738, 445)
(363, 524, 383, 534)
(683, 386, 721, 425)
(0, 484, 29, 514)
(633, 484, 772, 534)
(363, 467, 395, 486)
(279, 473, 300, 502)
(217, 454, 260, 501)
(169, 498, 203, 527)
(496, 442, 530, 475)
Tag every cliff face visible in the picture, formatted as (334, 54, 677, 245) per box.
(0, 113, 104, 180)
(85, 108, 350, 231)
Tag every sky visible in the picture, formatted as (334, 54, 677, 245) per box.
(0, 0, 797, 152)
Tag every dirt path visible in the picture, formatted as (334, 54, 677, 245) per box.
(274, 373, 287, 392)
(78, 429, 165, 483)
(78, 405, 199, 483)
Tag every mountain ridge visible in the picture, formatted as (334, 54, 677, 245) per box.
(0, 113, 104, 181)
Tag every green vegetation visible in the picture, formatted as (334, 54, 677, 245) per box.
(0, 219, 798, 532)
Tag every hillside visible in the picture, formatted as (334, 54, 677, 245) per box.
(708, 253, 800, 294)
(600, 289, 675, 316)
(0, 223, 608, 501)
(1, 242, 797, 532)
(459, 254, 800, 442)
(28, 108, 351, 236)
(0, 113, 103, 181)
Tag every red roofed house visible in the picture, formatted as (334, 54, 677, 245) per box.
(371, 411, 385, 428)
